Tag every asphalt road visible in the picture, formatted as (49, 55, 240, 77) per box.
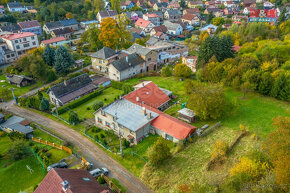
(1, 103, 154, 193)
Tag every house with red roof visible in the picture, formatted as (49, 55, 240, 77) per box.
(94, 81, 196, 144)
(34, 168, 113, 193)
(143, 13, 161, 26)
(40, 36, 70, 47)
(135, 18, 155, 33)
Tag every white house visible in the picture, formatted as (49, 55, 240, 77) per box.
(7, 2, 26, 13)
(163, 21, 183, 36)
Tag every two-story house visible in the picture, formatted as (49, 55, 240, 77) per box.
(135, 18, 155, 33)
(51, 27, 72, 39)
(18, 20, 42, 36)
(43, 21, 64, 34)
(183, 8, 200, 15)
(97, 11, 118, 22)
(60, 19, 79, 31)
(7, 2, 26, 13)
(204, 8, 223, 17)
(0, 32, 39, 58)
(164, 10, 182, 22)
(120, 0, 134, 10)
(40, 37, 70, 47)
(182, 14, 199, 25)
(153, 2, 168, 11)
(188, 1, 203, 8)
(127, 43, 158, 71)
(107, 53, 146, 81)
(91, 47, 119, 72)
(163, 21, 183, 35)
(143, 13, 161, 26)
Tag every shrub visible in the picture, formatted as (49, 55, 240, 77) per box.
(100, 133, 105, 139)
(46, 152, 52, 158)
(95, 134, 99, 140)
(86, 107, 91, 110)
(68, 110, 79, 125)
(147, 137, 171, 166)
(0, 131, 5, 137)
(211, 139, 228, 162)
(7, 141, 28, 161)
(122, 138, 130, 149)
(97, 176, 105, 184)
(103, 139, 108, 146)
(92, 101, 104, 111)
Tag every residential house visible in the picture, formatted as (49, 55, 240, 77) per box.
(0, 41, 17, 63)
(95, 81, 196, 144)
(168, 1, 180, 9)
(35, 168, 113, 193)
(91, 47, 119, 72)
(80, 20, 98, 29)
(7, 2, 26, 13)
(152, 31, 168, 40)
(0, 46, 5, 64)
(143, 13, 161, 26)
(147, 0, 157, 7)
(130, 28, 146, 36)
(0, 115, 33, 138)
(0, 21, 11, 28)
(164, 10, 182, 22)
(127, 43, 158, 71)
(133, 0, 144, 6)
(40, 37, 70, 47)
(224, 1, 237, 8)
(145, 37, 188, 64)
(153, 2, 168, 11)
(224, 7, 240, 15)
(18, 20, 42, 36)
(0, 32, 39, 58)
(264, 1, 274, 9)
(125, 11, 143, 21)
(60, 19, 79, 31)
(51, 27, 72, 39)
(0, 5, 5, 15)
(150, 25, 168, 39)
(6, 74, 33, 87)
(182, 55, 197, 72)
(91, 75, 111, 88)
(148, 11, 164, 23)
(243, 7, 256, 15)
(48, 73, 97, 106)
(43, 21, 63, 34)
(104, 0, 111, 11)
(163, 21, 183, 36)
(26, 5, 37, 14)
(205, 1, 215, 7)
(188, 1, 203, 8)
(199, 24, 218, 34)
(107, 53, 146, 81)
(232, 15, 249, 22)
(242, 0, 256, 7)
(204, 8, 223, 17)
(0, 24, 21, 33)
(135, 18, 155, 33)
(183, 8, 200, 15)
(182, 14, 199, 25)
(120, 0, 134, 10)
(97, 10, 118, 22)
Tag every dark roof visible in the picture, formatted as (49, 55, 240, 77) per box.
(155, 2, 168, 7)
(110, 53, 145, 72)
(206, 8, 221, 13)
(148, 11, 163, 17)
(8, 123, 33, 135)
(92, 77, 111, 86)
(166, 9, 182, 15)
(98, 10, 118, 18)
(132, 32, 142, 41)
(6, 74, 33, 85)
(49, 73, 93, 98)
(52, 27, 72, 35)
(34, 168, 113, 193)
(90, 47, 116, 59)
(152, 25, 167, 33)
(18, 20, 40, 29)
(60, 19, 78, 27)
(7, 2, 24, 8)
(0, 25, 21, 33)
(45, 21, 64, 30)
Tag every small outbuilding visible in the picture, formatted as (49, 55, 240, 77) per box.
(6, 74, 34, 87)
(178, 108, 195, 123)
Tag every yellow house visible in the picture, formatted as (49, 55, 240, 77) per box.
(90, 47, 118, 72)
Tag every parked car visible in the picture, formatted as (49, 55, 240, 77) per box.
(89, 168, 109, 177)
(47, 162, 68, 171)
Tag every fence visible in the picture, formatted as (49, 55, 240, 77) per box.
(51, 112, 71, 125)
(84, 130, 114, 152)
(32, 137, 72, 154)
(101, 174, 123, 193)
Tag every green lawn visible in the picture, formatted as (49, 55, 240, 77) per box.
(0, 75, 43, 101)
(61, 87, 123, 120)
(33, 129, 63, 145)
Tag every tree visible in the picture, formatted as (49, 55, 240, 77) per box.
(47, 69, 57, 82)
(92, 101, 104, 111)
(7, 140, 28, 161)
(34, 0, 40, 8)
(111, 0, 121, 13)
(0, 87, 12, 101)
(240, 81, 254, 98)
(69, 111, 80, 124)
(258, 72, 273, 96)
(30, 57, 48, 82)
(161, 65, 172, 77)
(54, 46, 74, 75)
(263, 116, 289, 189)
(174, 63, 192, 78)
(211, 139, 228, 162)
(99, 18, 120, 49)
(206, 11, 214, 24)
(278, 7, 286, 24)
(39, 98, 50, 111)
(94, 0, 105, 13)
(42, 45, 55, 66)
(186, 81, 226, 120)
(147, 137, 171, 166)
(212, 17, 225, 26)
(65, 12, 74, 19)
(270, 73, 290, 101)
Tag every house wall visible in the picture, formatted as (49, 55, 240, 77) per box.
(65, 24, 79, 31)
(91, 57, 109, 72)
(22, 26, 42, 36)
(108, 61, 146, 81)
(152, 126, 180, 143)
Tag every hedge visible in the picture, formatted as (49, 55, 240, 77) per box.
(57, 89, 103, 114)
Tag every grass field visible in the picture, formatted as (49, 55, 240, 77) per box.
(33, 129, 63, 144)
(0, 75, 43, 101)
(60, 87, 123, 120)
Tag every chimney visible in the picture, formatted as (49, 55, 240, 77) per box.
(126, 56, 128, 63)
(136, 97, 139, 102)
(142, 107, 146, 116)
(142, 82, 144, 87)
(147, 112, 151, 119)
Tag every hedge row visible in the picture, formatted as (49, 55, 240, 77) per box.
(57, 89, 103, 114)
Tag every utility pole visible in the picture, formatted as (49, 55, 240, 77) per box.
(119, 130, 123, 158)
(10, 88, 17, 104)
(55, 102, 59, 120)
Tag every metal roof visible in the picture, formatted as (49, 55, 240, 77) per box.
(178, 108, 195, 117)
(0, 115, 25, 128)
(102, 99, 158, 132)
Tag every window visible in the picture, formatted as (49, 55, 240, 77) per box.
(101, 111, 106, 116)
(11, 54, 14, 57)
(23, 43, 30, 48)
(23, 38, 27, 41)
(32, 42, 36, 45)
(148, 58, 151, 61)
(31, 36, 35, 40)
(6, 54, 10, 58)
(16, 45, 20, 49)
(15, 40, 18, 43)
(97, 117, 102, 123)
(105, 122, 110, 127)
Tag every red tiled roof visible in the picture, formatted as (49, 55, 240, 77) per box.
(124, 82, 170, 109)
(41, 37, 66, 45)
(0, 32, 36, 40)
(19, 120, 30, 126)
(34, 168, 113, 193)
(152, 25, 167, 33)
(145, 13, 159, 18)
(184, 8, 200, 14)
(135, 18, 152, 28)
(182, 14, 196, 21)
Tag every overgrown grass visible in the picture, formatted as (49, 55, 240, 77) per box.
(33, 129, 63, 144)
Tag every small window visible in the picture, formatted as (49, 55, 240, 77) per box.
(32, 41, 36, 45)
(97, 117, 102, 123)
(16, 45, 20, 49)
(31, 36, 35, 40)
(23, 43, 30, 48)
(23, 38, 27, 41)
(105, 122, 110, 127)
(148, 58, 151, 61)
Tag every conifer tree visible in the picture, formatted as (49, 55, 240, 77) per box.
(54, 46, 74, 75)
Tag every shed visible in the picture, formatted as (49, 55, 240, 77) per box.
(178, 108, 195, 123)
(6, 74, 34, 87)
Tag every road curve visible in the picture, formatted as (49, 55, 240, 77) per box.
(4, 104, 154, 193)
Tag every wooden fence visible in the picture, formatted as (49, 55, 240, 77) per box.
(32, 137, 72, 154)
(101, 174, 123, 193)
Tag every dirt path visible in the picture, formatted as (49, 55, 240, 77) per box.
(4, 104, 154, 193)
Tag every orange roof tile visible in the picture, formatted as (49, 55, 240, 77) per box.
(135, 18, 151, 28)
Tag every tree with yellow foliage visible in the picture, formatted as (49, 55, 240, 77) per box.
(99, 18, 120, 49)
(211, 139, 228, 162)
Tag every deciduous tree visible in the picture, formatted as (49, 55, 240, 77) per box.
(174, 63, 192, 78)
(147, 137, 171, 166)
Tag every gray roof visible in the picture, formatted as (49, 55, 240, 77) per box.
(90, 47, 116, 59)
(110, 53, 145, 72)
(102, 99, 158, 132)
(0, 115, 24, 128)
(165, 9, 182, 15)
(7, 2, 24, 8)
(45, 21, 64, 30)
(52, 27, 72, 35)
(7, 123, 33, 135)
(127, 44, 152, 56)
(155, 2, 168, 7)
(6, 74, 33, 84)
(159, 88, 172, 96)
(148, 11, 163, 18)
(163, 21, 181, 31)
(178, 108, 195, 117)
(98, 10, 118, 18)
(145, 37, 159, 46)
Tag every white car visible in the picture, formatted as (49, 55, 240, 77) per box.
(89, 168, 109, 177)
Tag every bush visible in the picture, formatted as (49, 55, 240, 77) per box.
(7, 141, 28, 161)
(86, 107, 91, 110)
(147, 137, 171, 166)
(68, 110, 79, 125)
(97, 176, 105, 184)
(174, 63, 192, 78)
(0, 131, 5, 137)
(161, 65, 172, 77)
(46, 152, 52, 158)
(100, 133, 105, 139)
(122, 138, 130, 149)
(92, 101, 104, 111)
(95, 134, 99, 140)
(103, 139, 108, 146)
